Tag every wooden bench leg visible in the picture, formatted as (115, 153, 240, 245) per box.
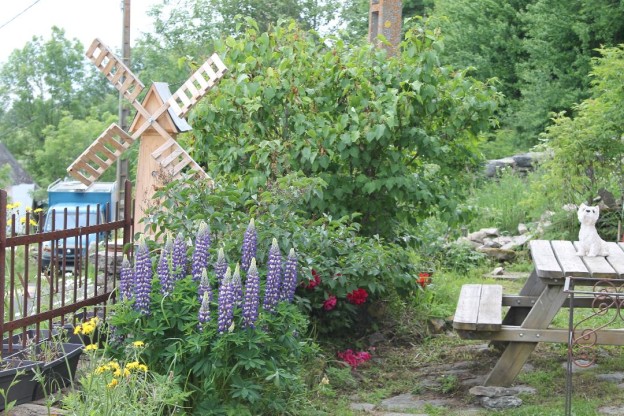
(485, 284, 568, 386)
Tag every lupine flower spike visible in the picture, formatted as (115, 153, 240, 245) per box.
(192, 221, 211, 282)
(158, 237, 173, 295)
(134, 237, 153, 315)
(214, 248, 227, 286)
(119, 257, 134, 301)
(263, 238, 282, 313)
(171, 233, 187, 281)
(217, 268, 235, 333)
(198, 268, 212, 303)
(280, 248, 298, 302)
(243, 258, 260, 328)
(241, 219, 257, 273)
(198, 291, 211, 331)
(231, 263, 243, 307)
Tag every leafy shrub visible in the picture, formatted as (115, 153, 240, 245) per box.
(110, 224, 316, 414)
(144, 174, 421, 336)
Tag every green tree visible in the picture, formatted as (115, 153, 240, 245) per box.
(33, 112, 117, 185)
(188, 18, 500, 238)
(536, 45, 624, 206)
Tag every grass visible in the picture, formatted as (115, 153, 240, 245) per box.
(313, 260, 624, 416)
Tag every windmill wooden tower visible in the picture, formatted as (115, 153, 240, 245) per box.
(67, 39, 227, 233)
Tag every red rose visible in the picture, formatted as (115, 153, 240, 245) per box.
(337, 349, 372, 369)
(304, 269, 321, 290)
(346, 288, 368, 305)
(323, 295, 337, 311)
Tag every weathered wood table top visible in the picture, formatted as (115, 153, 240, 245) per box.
(530, 239, 624, 281)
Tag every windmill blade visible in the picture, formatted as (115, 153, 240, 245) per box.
(86, 38, 145, 103)
(67, 123, 135, 186)
(151, 138, 214, 186)
(168, 53, 228, 119)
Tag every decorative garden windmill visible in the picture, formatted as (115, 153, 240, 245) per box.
(67, 39, 227, 232)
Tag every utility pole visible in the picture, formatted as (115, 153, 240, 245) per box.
(117, 0, 131, 217)
(368, 0, 402, 56)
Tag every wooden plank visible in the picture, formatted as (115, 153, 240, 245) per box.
(476, 285, 502, 331)
(503, 295, 598, 309)
(551, 240, 589, 277)
(453, 284, 481, 331)
(529, 240, 563, 279)
(460, 327, 624, 346)
(485, 285, 568, 386)
(607, 243, 624, 277)
(572, 240, 616, 278)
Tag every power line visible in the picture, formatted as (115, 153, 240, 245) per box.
(0, 0, 43, 31)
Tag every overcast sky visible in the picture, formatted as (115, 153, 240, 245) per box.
(0, 0, 158, 64)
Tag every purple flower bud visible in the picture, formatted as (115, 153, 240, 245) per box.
(280, 248, 298, 302)
(263, 238, 282, 313)
(134, 238, 153, 315)
(214, 248, 227, 286)
(243, 258, 260, 328)
(232, 263, 243, 307)
(172, 233, 187, 281)
(241, 219, 257, 273)
(158, 237, 173, 295)
(120, 257, 134, 301)
(198, 291, 211, 331)
(198, 268, 212, 303)
(192, 222, 211, 282)
(217, 268, 235, 334)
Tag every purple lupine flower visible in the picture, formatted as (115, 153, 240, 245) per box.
(192, 221, 211, 282)
(134, 238, 153, 315)
(198, 291, 211, 331)
(171, 233, 187, 281)
(214, 248, 227, 286)
(263, 238, 282, 313)
(217, 268, 235, 334)
(119, 257, 134, 301)
(198, 268, 212, 303)
(241, 219, 257, 273)
(158, 237, 173, 295)
(243, 258, 260, 329)
(280, 248, 298, 302)
(231, 263, 244, 307)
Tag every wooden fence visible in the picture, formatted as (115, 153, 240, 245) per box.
(0, 181, 133, 351)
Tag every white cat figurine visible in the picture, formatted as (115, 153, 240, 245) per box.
(576, 203, 609, 257)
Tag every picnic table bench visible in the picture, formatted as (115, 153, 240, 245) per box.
(453, 239, 624, 386)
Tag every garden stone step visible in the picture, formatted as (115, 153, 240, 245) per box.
(5, 403, 66, 415)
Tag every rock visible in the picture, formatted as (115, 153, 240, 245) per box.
(491, 267, 505, 275)
(500, 234, 530, 250)
(596, 372, 624, 383)
(480, 395, 523, 409)
(350, 402, 375, 412)
(485, 158, 515, 177)
(477, 247, 516, 262)
(598, 405, 624, 415)
(512, 154, 533, 168)
(428, 318, 447, 334)
(456, 236, 482, 248)
(7, 403, 67, 415)
(513, 385, 537, 395)
(469, 385, 519, 397)
(598, 189, 617, 209)
(517, 223, 529, 235)
(482, 238, 501, 248)
(482, 228, 500, 236)
(467, 230, 488, 244)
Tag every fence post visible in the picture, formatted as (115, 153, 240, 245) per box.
(122, 180, 133, 255)
(0, 189, 7, 336)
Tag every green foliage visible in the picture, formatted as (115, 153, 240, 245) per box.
(144, 173, 421, 336)
(109, 272, 315, 414)
(534, 45, 624, 207)
(33, 111, 117, 184)
(188, 18, 500, 238)
(62, 345, 188, 415)
(0, 164, 10, 189)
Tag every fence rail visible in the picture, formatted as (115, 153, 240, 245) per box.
(0, 181, 133, 352)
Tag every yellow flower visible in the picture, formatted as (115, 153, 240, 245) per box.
(113, 368, 122, 377)
(109, 361, 121, 370)
(19, 217, 26, 224)
(132, 341, 145, 348)
(85, 344, 98, 351)
(123, 368, 131, 377)
(125, 361, 140, 370)
(34, 208, 43, 213)
(73, 326, 82, 335)
(95, 365, 108, 375)
(107, 378, 118, 389)
(138, 364, 148, 372)
(29, 219, 37, 226)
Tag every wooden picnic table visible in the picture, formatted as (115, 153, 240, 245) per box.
(453, 239, 624, 387)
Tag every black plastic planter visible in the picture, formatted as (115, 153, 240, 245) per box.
(0, 359, 41, 411)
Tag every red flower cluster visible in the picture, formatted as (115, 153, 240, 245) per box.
(417, 272, 431, 288)
(337, 349, 372, 369)
(323, 295, 337, 311)
(304, 269, 321, 290)
(346, 288, 368, 305)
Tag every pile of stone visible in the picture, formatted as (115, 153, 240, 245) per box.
(456, 226, 532, 262)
